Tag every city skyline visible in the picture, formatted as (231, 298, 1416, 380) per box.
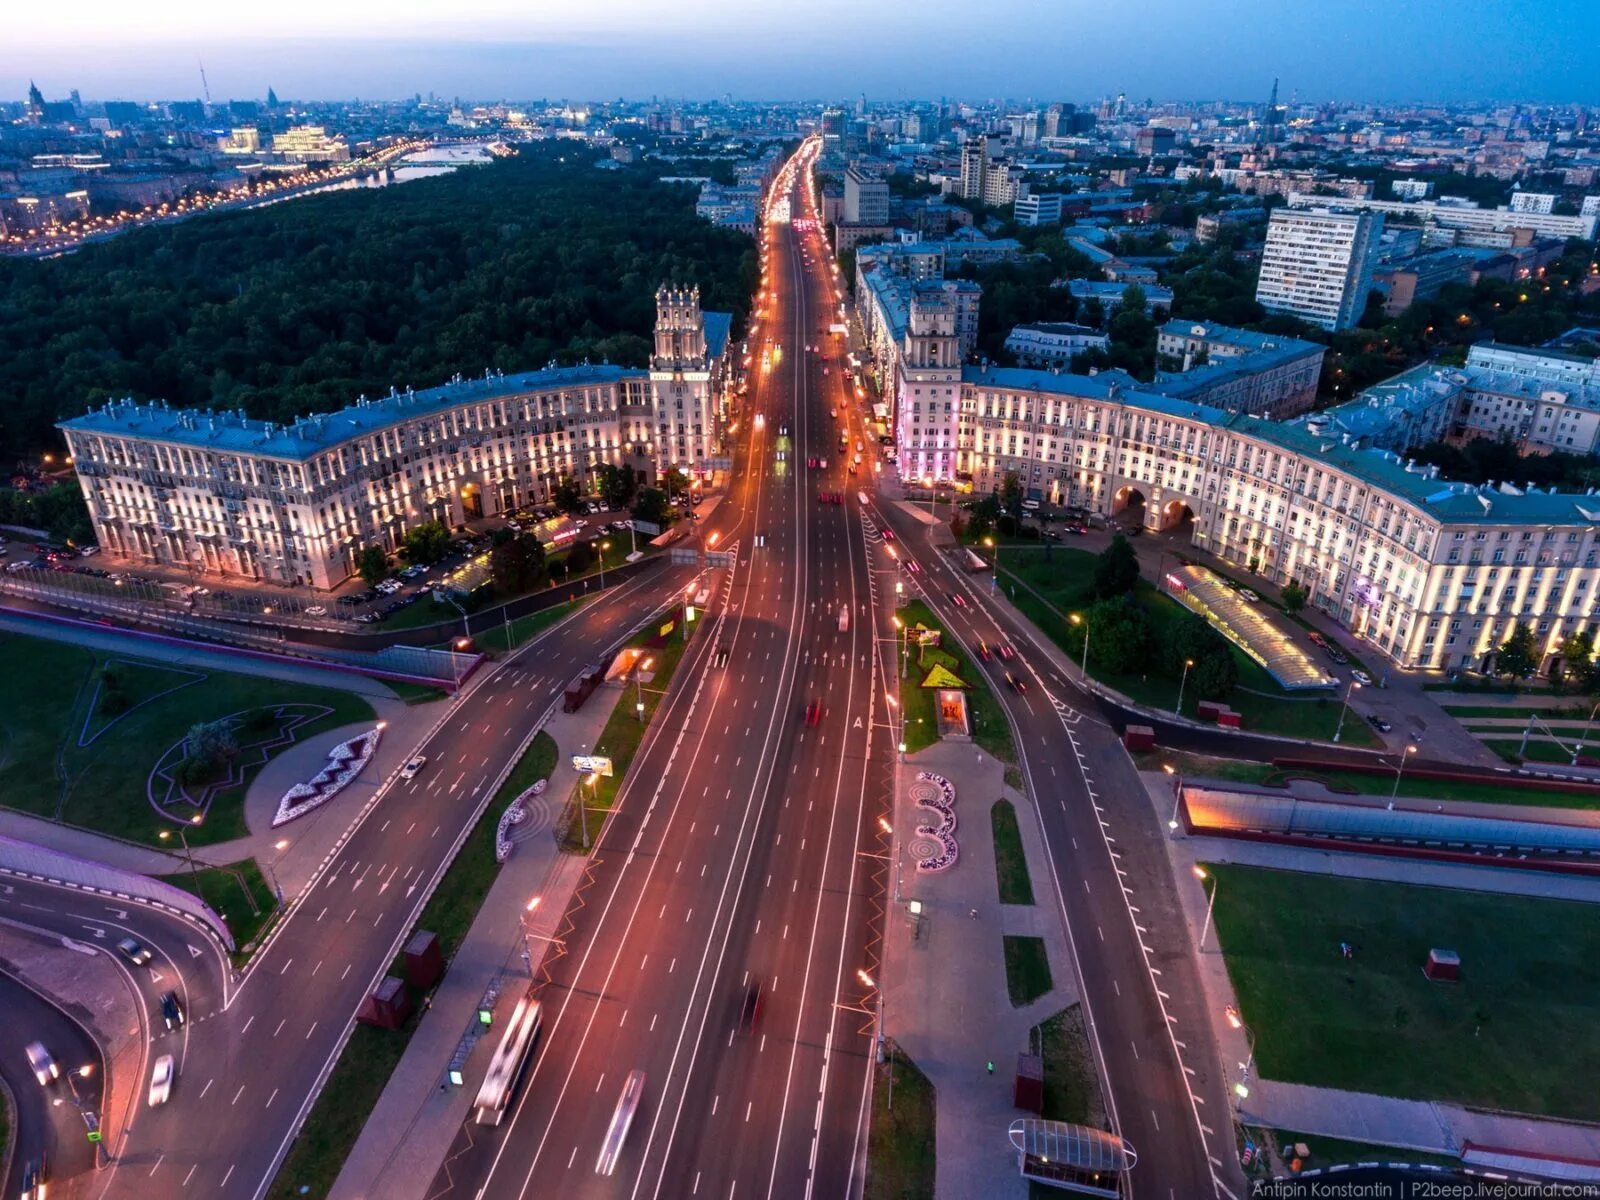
(7, 0, 1600, 105)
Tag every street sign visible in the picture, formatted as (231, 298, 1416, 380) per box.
(571, 755, 615, 777)
(705, 550, 735, 568)
(669, 548, 699, 566)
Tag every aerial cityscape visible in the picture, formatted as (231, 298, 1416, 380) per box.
(4, 5, 1600, 1200)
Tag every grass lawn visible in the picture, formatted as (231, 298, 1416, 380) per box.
(382, 679, 450, 705)
(864, 1040, 935, 1200)
(998, 554, 1379, 748)
(893, 600, 1017, 764)
(1140, 748, 1600, 811)
(159, 859, 280, 959)
(991, 800, 1034, 905)
(267, 729, 559, 1200)
(1032, 1004, 1106, 1129)
(1207, 863, 1600, 1119)
(0, 633, 375, 846)
(1444, 703, 1591, 719)
(1003, 935, 1053, 1008)
(558, 620, 695, 852)
(1255, 1127, 1459, 1173)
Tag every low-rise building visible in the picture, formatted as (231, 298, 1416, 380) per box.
(1152, 320, 1325, 418)
(1003, 322, 1108, 366)
(1061, 278, 1174, 313)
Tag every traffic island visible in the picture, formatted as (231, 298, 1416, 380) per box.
(864, 1040, 936, 1200)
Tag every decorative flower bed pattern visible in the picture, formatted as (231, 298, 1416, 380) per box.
(272, 727, 382, 827)
(910, 770, 958, 872)
(496, 779, 548, 863)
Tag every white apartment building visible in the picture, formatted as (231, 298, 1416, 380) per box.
(1509, 191, 1557, 215)
(271, 125, 350, 163)
(843, 166, 889, 225)
(1391, 178, 1433, 200)
(60, 287, 731, 589)
(1256, 207, 1383, 331)
(1467, 342, 1600, 390)
(1003, 322, 1108, 366)
(1014, 192, 1063, 226)
(1288, 192, 1599, 243)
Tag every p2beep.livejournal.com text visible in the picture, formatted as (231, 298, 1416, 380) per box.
(1252, 1180, 1600, 1199)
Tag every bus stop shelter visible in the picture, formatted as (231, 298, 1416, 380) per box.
(1008, 1119, 1136, 1196)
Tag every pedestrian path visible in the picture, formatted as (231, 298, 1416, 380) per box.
(882, 738, 1085, 1200)
(1139, 766, 1600, 1173)
(329, 690, 616, 1200)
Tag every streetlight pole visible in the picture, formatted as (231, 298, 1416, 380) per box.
(1194, 864, 1217, 952)
(598, 540, 612, 590)
(1388, 743, 1417, 810)
(1332, 678, 1361, 743)
(160, 815, 206, 906)
(1163, 763, 1184, 836)
(634, 656, 654, 722)
(985, 536, 999, 593)
(1175, 658, 1194, 715)
(1069, 613, 1089, 680)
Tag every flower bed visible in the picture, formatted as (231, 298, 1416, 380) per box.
(910, 770, 959, 872)
(272, 727, 382, 827)
(496, 778, 548, 863)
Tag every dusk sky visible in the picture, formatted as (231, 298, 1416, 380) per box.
(7, 0, 1598, 105)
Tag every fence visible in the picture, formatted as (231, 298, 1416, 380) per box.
(0, 832, 234, 950)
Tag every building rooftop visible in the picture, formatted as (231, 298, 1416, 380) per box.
(60, 310, 732, 460)
(963, 362, 1600, 526)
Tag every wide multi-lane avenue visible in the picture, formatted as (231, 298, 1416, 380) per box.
(437, 139, 893, 1200)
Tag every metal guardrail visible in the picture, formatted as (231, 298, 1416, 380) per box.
(0, 832, 234, 950)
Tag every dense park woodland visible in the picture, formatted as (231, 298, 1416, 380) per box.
(0, 144, 757, 460)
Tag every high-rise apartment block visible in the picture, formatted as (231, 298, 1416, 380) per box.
(1256, 207, 1383, 331)
(843, 166, 889, 225)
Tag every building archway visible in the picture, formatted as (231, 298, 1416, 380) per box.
(1158, 498, 1195, 536)
(1112, 485, 1146, 530)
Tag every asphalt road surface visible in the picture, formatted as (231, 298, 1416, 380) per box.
(0, 968, 103, 1200)
(431, 142, 894, 1200)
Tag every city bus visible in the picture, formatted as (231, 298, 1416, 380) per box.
(595, 1069, 646, 1176)
(472, 996, 542, 1126)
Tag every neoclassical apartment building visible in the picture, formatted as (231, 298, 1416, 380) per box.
(59, 287, 732, 590)
(899, 311, 1600, 674)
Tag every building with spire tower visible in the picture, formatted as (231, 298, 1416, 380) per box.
(649, 284, 733, 478)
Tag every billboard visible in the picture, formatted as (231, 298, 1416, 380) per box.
(571, 755, 615, 777)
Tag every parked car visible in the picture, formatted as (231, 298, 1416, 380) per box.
(305, 605, 327, 617)
(1366, 714, 1392, 734)
(1238, 589, 1260, 603)
(1351, 670, 1373, 687)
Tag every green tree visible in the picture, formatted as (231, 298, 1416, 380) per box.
(554, 477, 586, 514)
(489, 534, 548, 595)
(965, 494, 1000, 541)
(596, 463, 638, 510)
(97, 663, 129, 716)
(1087, 596, 1152, 675)
(1163, 615, 1237, 701)
(1281, 582, 1307, 615)
(999, 473, 1024, 518)
(632, 487, 670, 527)
(356, 545, 389, 588)
(1559, 629, 1594, 689)
(1092, 534, 1141, 600)
(401, 521, 451, 565)
(566, 539, 597, 574)
(1495, 622, 1539, 681)
(181, 718, 238, 782)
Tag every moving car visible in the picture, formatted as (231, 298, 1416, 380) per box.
(949, 592, 967, 609)
(1366, 714, 1392, 734)
(160, 990, 185, 1030)
(997, 642, 1016, 661)
(976, 640, 992, 661)
(24, 1042, 58, 1085)
(19, 1155, 47, 1200)
(148, 1054, 174, 1107)
(115, 937, 153, 967)
(400, 756, 428, 780)
(739, 983, 763, 1032)
(1351, 670, 1373, 686)
(1238, 589, 1261, 604)
(803, 700, 822, 727)
(1004, 671, 1028, 693)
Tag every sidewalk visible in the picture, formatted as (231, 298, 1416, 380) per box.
(883, 738, 1085, 1200)
(329, 688, 617, 1200)
(1140, 766, 1600, 1169)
